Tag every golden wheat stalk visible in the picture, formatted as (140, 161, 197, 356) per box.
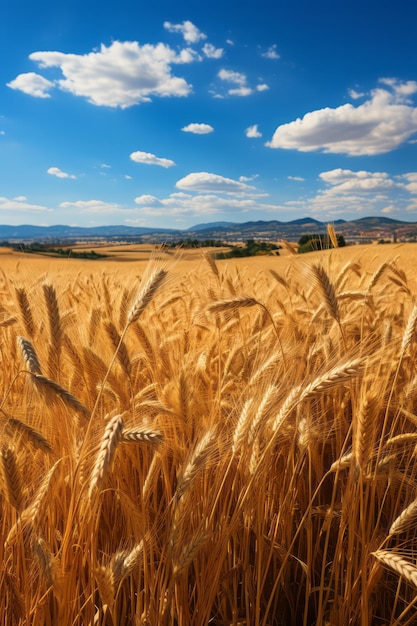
(271, 357, 363, 431)
(389, 498, 417, 536)
(353, 394, 377, 474)
(127, 268, 168, 326)
(121, 428, 163, 447)
(0, 315, 17, 327)
(401, 304, 417, 354)
(176, 429, 217, 500)
(373, 550, 417, 587)
(105, 320, 131, 377)
(6, 417, 53, 454)
(172, 528, 210, 575)
(207, 295, 258, 315)
(33, 536, 60, 590)
(43, 282, 62, 376)
(329, 452, 353, 472)
(232, 397, 254, 454)
(111, 540, 144, 585)
(15, 286, 35, 337)
(327, 224, 339, 249)
(0, 445, 24, 511)
(89, 414, 124, 499)
(17, 336, 42, 375)
(204, 251, 219, 278)
(31, 373, 89, 415)
(309, 264, 340, 323)
(4, 458, 62, 548)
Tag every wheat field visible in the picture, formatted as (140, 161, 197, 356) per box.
(1, 243, 417, 625)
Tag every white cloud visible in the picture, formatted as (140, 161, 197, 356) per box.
(284, 167, 417, 220)
(246, 124, 262, 138)
(124, 175, 132, 180)
(101, 163, 111, 169)
(176, 172, 257, 194)
(267, 79, 417, 155)
(134, 195, 163, 205)
(319, 168, 396, 194)
(348, 88, 365, 100)
(59, 200, 133, 214)
(202, 43, 224, 59)
(130, 150, 175, 168)
(181, 122, 214, 134)
(239, 174, 259, 182)
(163, 20, 206, 44)
(132, 191, 281, 219)
(288, 176, 305, 181)
(228, 87, 253, 97)
(262, 45, 280, 60)
(47, 166, 76, 179)
(0, 196, 51, 212)
(7, 72, 55, 98)
(217, 69, 268, 98)
(218, 69, 247, 86)
(0, 131, 5, 136)
(11, 40, 196, 108)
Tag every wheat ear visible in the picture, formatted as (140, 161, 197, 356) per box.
(389, 498, 417, 536)
(401, 304, 417, 354)
(207, 296, 258, 314)
(327, 224, 339, 248)
(42, 283, 62, 376)
(172, 529, 210, 575)
(373, 550, 417, 587)
(111, 540, 144, 585)
(127, 269, 168, 326)
(89, 414, 124, 499)
(17, 336, 42, 375)
(310, 264, 340, 323)
(4, 459, 62, 548)
(353, 394, 377, 474)
(176, 429, 217, 500)
(31, 373, 89, 415)
(15, 287, 35, 337)
(0, 446, 24, 511)
(6, 417, 53, 454)
(204, 251, 219, 278)
(271, 357, 363, 431)
(121, 428, 163, 447)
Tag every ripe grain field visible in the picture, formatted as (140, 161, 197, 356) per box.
(1, 243, 417, 625)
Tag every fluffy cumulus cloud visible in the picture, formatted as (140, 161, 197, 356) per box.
(181, 122, 214, 134)
(59, 200, 134, 214)
(261, 45, 280, 60)
(202, 43, 224, 59)
(47, 166, 76, 179)
(267, 79, 417, 155)
(7, 72, 55, 98)
(9, 40, 197, 108)
(217, 69, 268, 97)
(293, 168, 417, 219)
(0, 196, 51, 212)
(246, 124, 262, 138)
(163, 20, 206, 44)
(133, 191, 281, 219)
(129, 150, 175, 168)
(319, 168, 395, 193)
(175, 172, 257, 194)
(134, 195, 163, 206)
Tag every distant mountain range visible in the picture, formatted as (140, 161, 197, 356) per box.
(0, 216, 416, 243)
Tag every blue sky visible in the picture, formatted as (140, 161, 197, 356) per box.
(2, 0, 417, 229)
